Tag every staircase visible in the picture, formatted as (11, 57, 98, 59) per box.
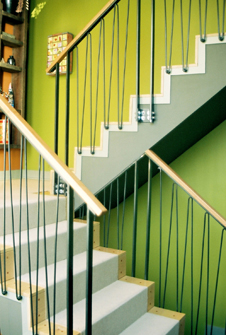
(0, 181, 185, 335)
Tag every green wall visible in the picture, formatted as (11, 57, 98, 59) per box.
(27, 0, 223, 169)
(105, 120, 226, 334)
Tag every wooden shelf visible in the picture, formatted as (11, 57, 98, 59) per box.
(0, 61, 22, 73)
(2, 10, 24, 25)
(1, 34, 23, 47)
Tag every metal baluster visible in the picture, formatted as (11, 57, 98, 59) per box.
(54, 63, 60, 193)
(150, 0, 155, 122)
(67, 186, 74, 335)
(180, 0, 192, 72)
(120, 171, 127, 250)
(103, 188, 106, 247)
(0, 116, 7, 295)
(117, 178, 120, 250)
(216, 0, 225, 41)
(199, 0, 208, 42)
(8, 120, 19, 300)
(53, 175, 60, 335)
(86, 209, 94, 335)
(116, 4, 120, 130)
(106, 5, 116, 130)
(18, 135, 24, 300)
(24, 139, 35, 334)
(145, 159, 152, 280)
(163, 183, 177, 308)
(92, 21, 102, 155)
(79, 35, 89, 154)
(159, 167, 162, 307)
(102, 19, 106, 129)
(89, 33, 93, 155)
(136, 0, 141, 115)
(175, 184, 179, 311)
(164, 0, 175, 74)
(42, 159, 51, 335)
(76, 46, 80, 154)
(205, 215, 210, 335)
(119, 0, 130, 129)
(195, 212, 208, 335)
(180, 197, 192, 312)
(191, 198, 194, 335)
(210, 229, 225, 335)
(106, 183, 113, 247)
(132, 162, 138, 277)
(65, 51, 71, 167)
(35, 155, 41, 335)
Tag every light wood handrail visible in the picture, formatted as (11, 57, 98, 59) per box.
(0, 96, 107, 217)
(145, 149, 226, 228)
(46, 0, 120, 74)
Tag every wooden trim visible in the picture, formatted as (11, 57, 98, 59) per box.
(46, 0, 120, 74)
(145, 149, 226, 228)
(0, 96, 107, 216)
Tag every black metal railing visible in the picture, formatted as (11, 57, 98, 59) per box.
(76, 150, 226, 335)
(0, 99, 106, 335)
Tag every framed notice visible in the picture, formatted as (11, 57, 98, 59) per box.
(0, 119, 9, 144)
(47, 32, 73, 75)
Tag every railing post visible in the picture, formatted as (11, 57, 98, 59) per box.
(86, 208, 94, 335)
(145, 158, 152, 280)
(136, 0, 141, 119)
(67, 186, 74, 335)
(54, 63, 60, 194)
(132, 161, 138, 277)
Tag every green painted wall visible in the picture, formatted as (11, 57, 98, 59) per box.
(104, 120, 226, 334)
(27, 0, 223, 169)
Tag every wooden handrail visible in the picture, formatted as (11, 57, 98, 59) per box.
(46, 0, 120, 74)
(145, 149, 226, 228)
(0, 96, 107, 217)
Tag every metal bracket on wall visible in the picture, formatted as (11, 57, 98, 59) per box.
(54, 176, 68, 195)
(136, 109, 155, 123)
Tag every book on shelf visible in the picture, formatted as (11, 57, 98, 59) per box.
(0, 119, 8, 144)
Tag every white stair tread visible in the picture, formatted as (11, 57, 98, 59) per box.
(53, 280, 148, 335)
(0, 220, 86, 246)
(20, 250, 118, 287)
(119, 312, 179, 335)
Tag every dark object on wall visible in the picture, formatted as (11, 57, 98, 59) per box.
(7, 55, 16, 65)
(2, 0, 18, 14)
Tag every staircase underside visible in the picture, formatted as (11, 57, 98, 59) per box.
(75, 42, 226, 210)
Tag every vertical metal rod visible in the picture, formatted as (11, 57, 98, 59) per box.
(164, 0, 175, 74)
(106, 183, 113, 248)
(199, 0, 208, 42)
(92, 20, 102, 155)
(0, 117, 7, 295)
(132, 162, 138, 277)
(42, 159, 51, 335)
(163, 183, 175, 308)
(175, 185, 179, 311)
(35, 155, 41, 335)
(79, 35, 89, 154)
(205, 215, 210, 335)
(116, 4, 120, 130)
(191, 198, 194, 335)
(180, 197, 191, 312)
(120, 171, 127, 250)
(106, 6, 116, 130)
(67, 186, 74, 335)
(103, 188, 106, 247)
(65, 52, 71, 166)
(102, 19, 106, 128)
(159, 167, 162, 307)
(180, 0, 192, 72)
(24, 139, 34, 335)
(53, 175, 60, 335)
(54, 63, 60, 193)
(195, 212, 208, 335)
(89, 33, 93, 155)
(210, 229, 224, 335)
(86, 209, 94, 335)
(18, 135, 24, 300)
(76, 47, 80, 154)
(150, 0, 155, 118)
(216, 0, 225, 41)
(117, 178, 120, 250)
(144, 159, 152, 280)
(136, 0, 141, 115)
(119, 0, 130, 129)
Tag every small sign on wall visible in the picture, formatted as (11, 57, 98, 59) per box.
(47, 32, 73, 75)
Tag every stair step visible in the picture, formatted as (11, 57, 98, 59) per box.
(118, 312, 180, 335)
(51, 280, 149, 335)
(0, 220, 99, 275)
(20, 249, 119, 316)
